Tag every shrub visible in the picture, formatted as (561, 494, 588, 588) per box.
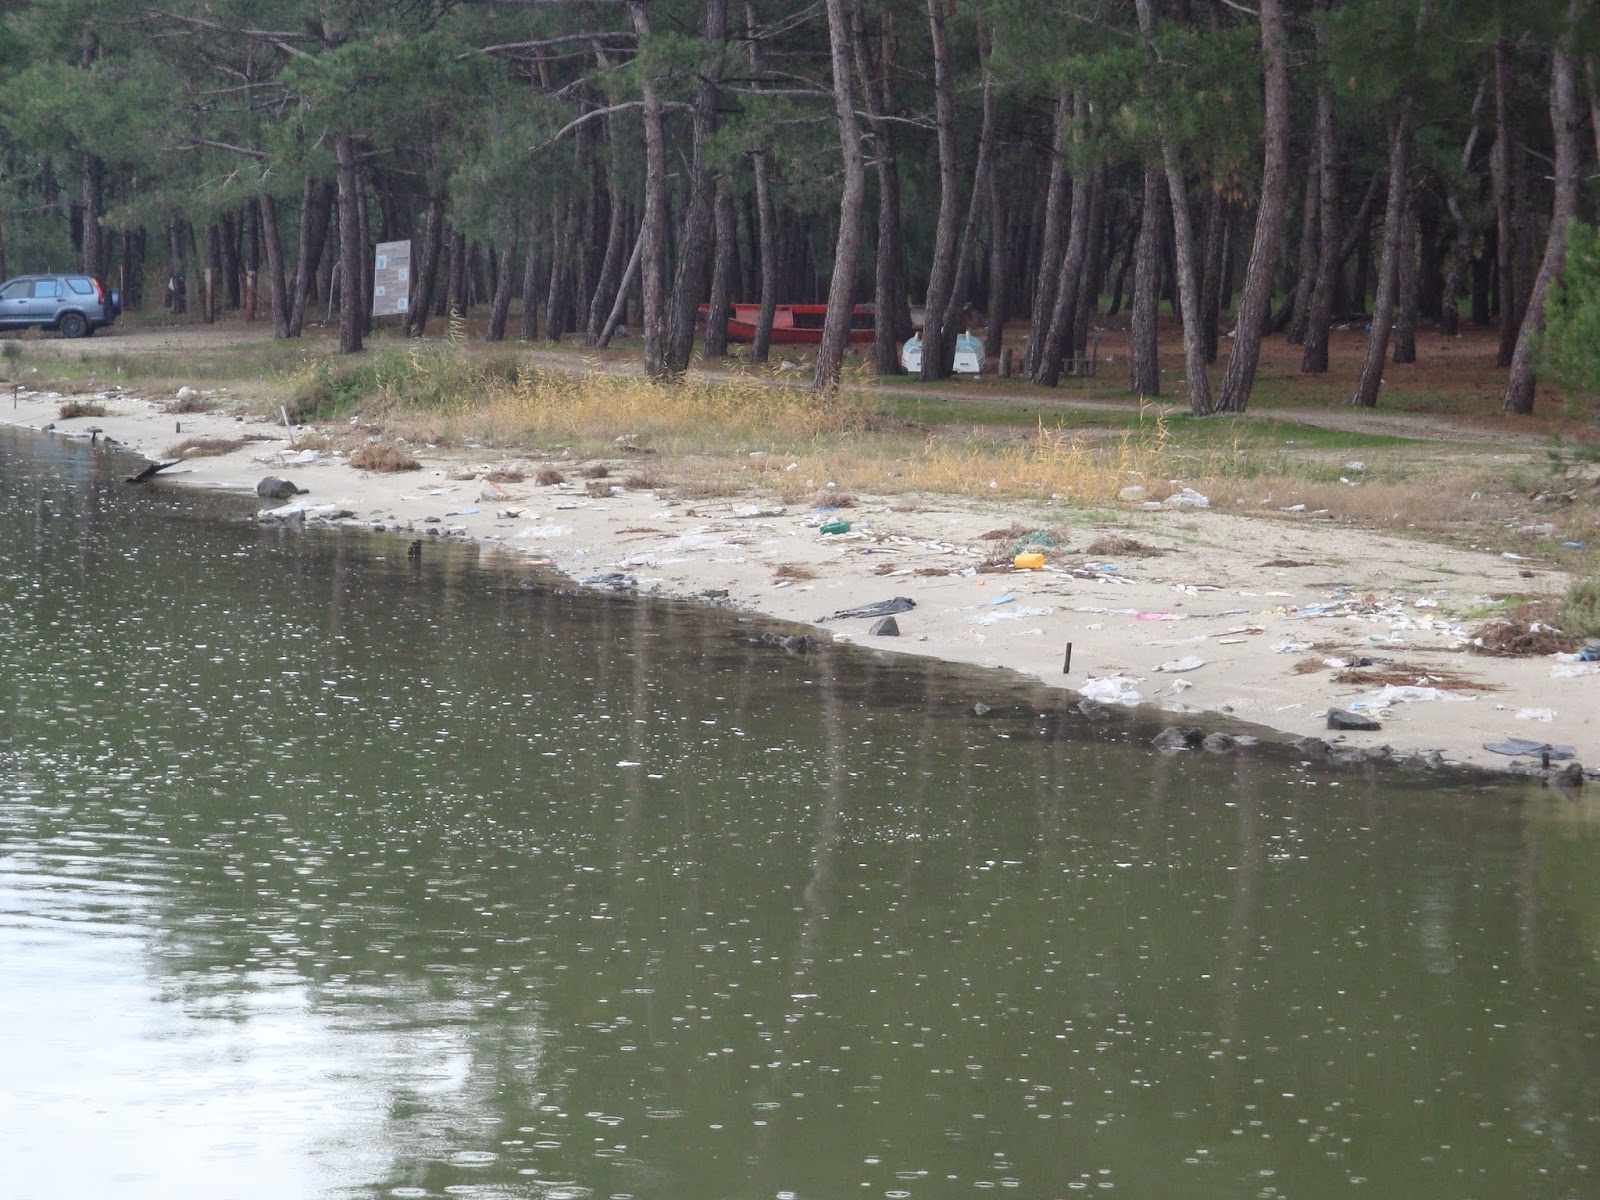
(1564, 576, 1600, 639)
(1541, 221, 1600, 408)
(59, 400, 108, 419)
(349, 442, 420, 472)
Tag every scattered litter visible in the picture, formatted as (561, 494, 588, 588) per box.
(1561, 540, 1587, 549)
(969, 606, 1054, 626)
(1273, 640, 1312, 654)
(1281, 503, 1307, 513)
(280, 448, 323, 464)
(825, 597, 916, 621)
(990, 593, 1016, 606)
(1515, 708, 1556, 722)
(1014, 552, 1046, 570)
(819, 519, 851, 535)
(1163, 487, 1210, 509)
(581, 572, 636, 590)
(1579, 645, 1600, 662)
(1501, 552, 1528, 561)
(1078, 676, 1144, 706)
(1119, 485, 1148, 502)
(1351, 684, 1466, 710)
(1154, 656, 1205, 673)
(445, 507, 480, 516)
(1345, 461, 1366, 472)
(1483, 737, 1576, 760)
(1552, 662, 1600, 678)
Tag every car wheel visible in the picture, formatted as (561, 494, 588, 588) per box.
(59, 312, 88, 339)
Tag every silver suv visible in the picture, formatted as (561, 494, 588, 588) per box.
(0, 273, 121, 337)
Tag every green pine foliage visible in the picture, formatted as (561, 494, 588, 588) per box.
(1541, 222, 1600, 406)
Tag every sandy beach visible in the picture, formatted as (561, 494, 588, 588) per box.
(7, 380, 1596, 779)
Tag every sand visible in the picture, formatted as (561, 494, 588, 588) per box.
(6, 381, 1595, 778)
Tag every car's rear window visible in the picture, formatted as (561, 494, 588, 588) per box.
(66, 277, 94, 296)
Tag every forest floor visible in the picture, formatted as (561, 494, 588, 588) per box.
(5, 314, 1598, 782)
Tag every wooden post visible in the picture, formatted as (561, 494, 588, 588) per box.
(1001, 347, 1013, 377)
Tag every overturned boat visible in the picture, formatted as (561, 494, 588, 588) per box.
(697, 302, 876, 345)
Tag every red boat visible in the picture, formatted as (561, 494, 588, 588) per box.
(698, 302, 876, 345)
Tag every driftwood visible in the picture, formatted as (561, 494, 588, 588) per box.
(124, 460, 179, 484)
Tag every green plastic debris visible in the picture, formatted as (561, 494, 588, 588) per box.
(820, 519, 851, 535)
(1011, 530, 1058, 556)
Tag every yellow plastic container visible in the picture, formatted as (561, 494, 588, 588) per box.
(1013, 552, 1046, 570)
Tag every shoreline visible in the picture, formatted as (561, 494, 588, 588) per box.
(6, 383, 1595, 780)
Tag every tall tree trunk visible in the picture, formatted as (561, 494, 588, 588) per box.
(1199, 185, 1226, 363)
(405, 194, 446, 338)
(812, 0, 867, 394)
(1033, 144, 1094, 387)
(289, 177, 334, 337)
(357, 172, 373, 324)
(121, 228, 146, 312)
(1494, 36, 1518, 367)
(743, 0, 780, 363)
(1026, 89, 1074, 378)
(1214, 0, 1290, 413)
(519, 243, 541, 341)
(705, 185, 736, 358)
(1442, 80, 1488, 339)
(918, 0, 961, 381)
(544, 206, 572, 342)
(1300, 31, 1340, 374)
(983, 173, 1010, 362)
(1505, 26, 1582, 415)
(1392, 195, 1418, 364)
(202, 222, 218, 323)
(1070, 162, 1106, 361)
(937, 21, 997, 369)
(258, 195, 289, 337)
(586, 93, 629, 344)
(220, 210, 241, 310)
(166, 216, 187, 315)
(630, 1, 669, 378)
(597, 224, 642, 348)
(1351, 109, 1412, 408)
(1284, 156, 1320, 343)
(81, 153, 104, 278)
(334, 134, 364, 354)
(665, 0, 729, 374)
(243, 203, 260, 321)
(852, 0, 912, 374)
(486, 239, 516, 342)
(1129, 162, 1165, 396)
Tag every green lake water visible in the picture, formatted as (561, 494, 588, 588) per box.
(2, 427, 1598, 1199)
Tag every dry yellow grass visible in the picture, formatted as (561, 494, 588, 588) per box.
(349, 442, 420, 472)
